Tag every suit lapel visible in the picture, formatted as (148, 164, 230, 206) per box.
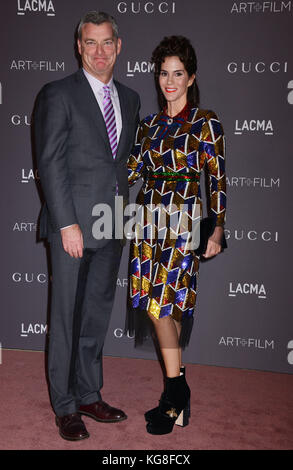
(115, 80, 128, 161)
(75, 69, 112, 154)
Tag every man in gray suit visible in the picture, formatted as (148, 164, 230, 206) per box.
(34, 11, 140, 441)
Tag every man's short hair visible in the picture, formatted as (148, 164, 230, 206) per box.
(77, 11, 119, 40)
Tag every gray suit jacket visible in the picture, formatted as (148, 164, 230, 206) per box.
(34, 68, 140, 248)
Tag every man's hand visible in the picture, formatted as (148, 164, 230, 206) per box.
(202, 226, 224, 259)
(60, 224, 83, 258)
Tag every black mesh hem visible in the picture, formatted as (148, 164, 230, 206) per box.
(125, 306, 153, 347)
(125, 304, 194, 350)
(179, 315, 194, 349)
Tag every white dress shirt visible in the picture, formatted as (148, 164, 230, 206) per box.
(82, 68, 122, 142)
(61, 69, 122, 231)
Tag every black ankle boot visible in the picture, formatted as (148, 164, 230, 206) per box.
(144, 366, 188, 424)
(174, 367, 190, 427)
(146, 374, 190, 435)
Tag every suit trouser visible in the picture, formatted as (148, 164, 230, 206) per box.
(48, 234, 122, 417)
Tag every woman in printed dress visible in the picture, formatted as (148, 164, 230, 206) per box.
(126, 36, 226, 434)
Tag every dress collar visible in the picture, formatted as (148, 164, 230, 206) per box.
(162, 102, 191, 122)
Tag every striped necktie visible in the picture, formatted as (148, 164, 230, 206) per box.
(103, 85, 117, 159)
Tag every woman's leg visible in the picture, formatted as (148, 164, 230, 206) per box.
(149, 315, 181, 377)
(145, 314, 190, 434)
(174, 319, 182, 369)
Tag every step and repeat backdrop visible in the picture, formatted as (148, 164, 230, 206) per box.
(0, 0, 292, 373)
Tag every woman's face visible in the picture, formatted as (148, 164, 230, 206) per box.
(159, 55, 195, 109)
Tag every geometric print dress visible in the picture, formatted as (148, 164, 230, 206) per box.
(127, 103, 226, 347)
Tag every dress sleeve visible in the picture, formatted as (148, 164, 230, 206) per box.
(127, 121, 145, 187)
(200, 110, 226, 227)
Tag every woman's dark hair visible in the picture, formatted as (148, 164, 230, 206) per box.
(151, 35, 199, 109)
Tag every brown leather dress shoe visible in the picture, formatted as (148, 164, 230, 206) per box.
(78, 400, 127, 423)
(55, 413, 90, 441)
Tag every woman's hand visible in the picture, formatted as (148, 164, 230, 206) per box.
(202, 226, 224, 259)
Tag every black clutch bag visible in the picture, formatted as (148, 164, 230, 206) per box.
(194, 216, 227, 257)
(179, 217, 227, 281)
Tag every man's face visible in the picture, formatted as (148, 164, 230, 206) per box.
(77, 22, 121, 82)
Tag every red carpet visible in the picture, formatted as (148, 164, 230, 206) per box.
(0, 350, 292, 450)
